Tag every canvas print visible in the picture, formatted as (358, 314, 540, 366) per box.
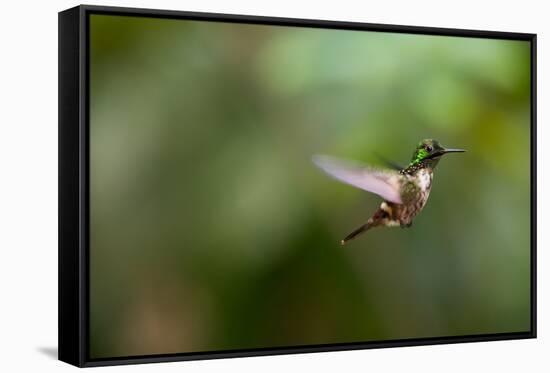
(88, 14, 532, 359)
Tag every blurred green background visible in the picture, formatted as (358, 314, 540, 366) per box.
(89, 14, 531, 359)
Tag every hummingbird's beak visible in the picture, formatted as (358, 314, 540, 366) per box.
(442, 148, 466, 154)
(429, 147, 465, 159)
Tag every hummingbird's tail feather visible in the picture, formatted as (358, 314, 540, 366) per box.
(341, 221, 374, 245)
(340, 206, 392, 245)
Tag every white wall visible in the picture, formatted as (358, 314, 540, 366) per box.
(0, 0, 546, 371)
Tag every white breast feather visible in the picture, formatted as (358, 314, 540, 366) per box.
(417, 169, 433, 190)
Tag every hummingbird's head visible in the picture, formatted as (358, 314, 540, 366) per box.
(410, 139, 465, 168)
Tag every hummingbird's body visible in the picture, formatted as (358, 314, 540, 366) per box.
(313, 139, 465, 244)
(343, 166, 434, 242)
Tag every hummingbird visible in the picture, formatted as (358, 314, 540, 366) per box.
(313, 139, 465, 245)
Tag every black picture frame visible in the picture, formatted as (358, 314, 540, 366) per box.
(59, 4, 537, 368)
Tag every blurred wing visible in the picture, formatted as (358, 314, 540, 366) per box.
(312, 155, 403, 204)
(375, 153, 405, 171)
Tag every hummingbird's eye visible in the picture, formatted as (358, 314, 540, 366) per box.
(425, 145, 433, 152)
